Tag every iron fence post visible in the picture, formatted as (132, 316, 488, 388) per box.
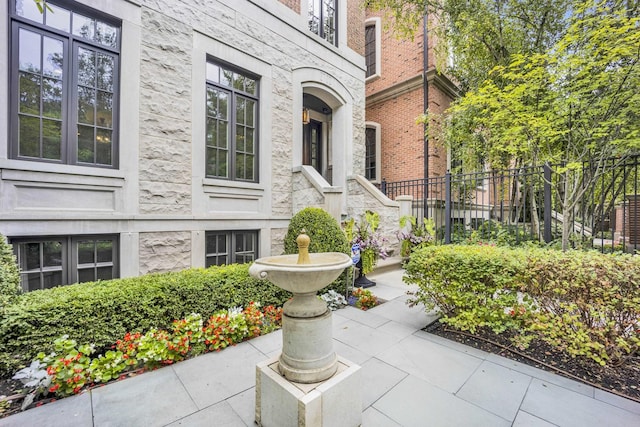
(445, 170, 452, 244)
(544, 163, 552, 243)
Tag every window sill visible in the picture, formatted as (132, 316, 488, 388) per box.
(201, 178, 265, 195)
(365, 73, 381, 83)
(0, 160, 125, 187)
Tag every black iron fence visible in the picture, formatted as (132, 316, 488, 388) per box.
(381, 155, 640, 253)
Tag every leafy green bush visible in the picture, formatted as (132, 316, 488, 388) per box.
(521, 249, 640, 365)
(0, 264, 289, 376)
(405, 244, 640, 366)
(405, 244, 528, 333)
(0, 234, 21, 309)
(283, 207, 351, 293)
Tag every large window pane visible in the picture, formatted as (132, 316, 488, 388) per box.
(96, 266, 113, 281)
(96, 241, 113, 263)
(96, 21, 118, 48)
(73, 13, 95, 40)
(19, 72, 40, 114)
(46, 4, 71, 32)
(19, 115, 40, 157)
(78, 240, 95, 264)
(205, 62, 258, 181)
(42, 78, 62, 119)
(43, 37, 63, 78)
(22, 242, 40, 270)
(77, 48, 96, 87)
(96, 54, 114, 92)
(78, 86, 95, 125)
(11, 3, 120, 167)
(15, 0, 42, 23)
(42, 119, 62, 160)
(96, 129, 112, 165)
(77, 125, 95, 163)
(96, 91, 113, 128)
(43, 241, 62, 266)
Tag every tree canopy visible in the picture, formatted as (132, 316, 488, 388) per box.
(366, 0, 640, 249)
(364, 0, 572, 90)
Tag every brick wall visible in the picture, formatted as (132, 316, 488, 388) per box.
(427, 83, 451, 178)
(365, 10, 454, 182)
(278, 0, 300, 14)
(347, 0, 365, 55)
(365, 11, 424, 97)
(367, 87, 424, 183)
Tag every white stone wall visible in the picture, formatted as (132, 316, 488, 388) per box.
(0, 0, 369, 277)
(347, 176, 401, 255)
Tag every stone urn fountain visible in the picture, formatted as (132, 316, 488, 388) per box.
(249, 231, 362, 427)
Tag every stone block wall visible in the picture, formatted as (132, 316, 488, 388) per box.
(139, 8, 193, 215)
(139, 232, 192, 275)
(347, 176, 400, 255)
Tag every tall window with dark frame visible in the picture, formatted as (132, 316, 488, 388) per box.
(308, 0, 337, 45)
(12, 235, 118, 292)
(365, 24, 376, 78)
(365, 127, 377, 181)
(205, 231, 258, 267)
(9, 0, 120, 167)
(206, 61, 259, 182)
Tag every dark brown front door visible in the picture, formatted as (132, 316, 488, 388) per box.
(303, 119, 322, 174)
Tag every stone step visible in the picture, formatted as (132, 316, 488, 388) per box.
(369, 256, 404, 276)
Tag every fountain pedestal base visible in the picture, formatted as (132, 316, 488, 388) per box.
(255, 355, 361, 427)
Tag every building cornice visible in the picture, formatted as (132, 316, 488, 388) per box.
(366, 74, 423, 107)
(366, 70, 461, 107)
(427, 69, 461, 100)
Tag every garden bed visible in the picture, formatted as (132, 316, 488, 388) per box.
(424, 321, 640, 403)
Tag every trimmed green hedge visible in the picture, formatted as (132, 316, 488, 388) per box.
(405, 245, 640, 366)
(0, 264, 290, 376)
(0, 234, 21, 310)
(284, 207, 351, 293)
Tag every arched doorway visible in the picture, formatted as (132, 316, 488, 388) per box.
(302, 94, 332, 184)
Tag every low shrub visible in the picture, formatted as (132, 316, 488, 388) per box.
(405, 245, 640, 366)
(521, 249, 640, 365)
(0, 264, 290, 376)
(405, 244, 528, 334)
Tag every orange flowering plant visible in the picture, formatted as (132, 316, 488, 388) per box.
(29, 303, 283, 399)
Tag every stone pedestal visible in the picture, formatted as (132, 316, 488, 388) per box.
(255, 355, 361, 427)
(279, 310, 338, 383)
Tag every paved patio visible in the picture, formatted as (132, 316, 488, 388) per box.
(1, 266, 639, 426)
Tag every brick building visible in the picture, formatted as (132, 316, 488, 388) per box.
(364, 10, 458, 186)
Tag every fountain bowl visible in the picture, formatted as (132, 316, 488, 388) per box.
(249, 252, 352, 294)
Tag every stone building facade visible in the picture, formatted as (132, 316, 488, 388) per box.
(364, 10, 458, 185)
(1, 0, 399, 291)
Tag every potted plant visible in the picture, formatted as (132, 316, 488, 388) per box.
(344, 211, 389, 287)
(397, 215, 435, 259)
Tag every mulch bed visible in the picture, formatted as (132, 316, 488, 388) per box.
(424, 321, 640, 403)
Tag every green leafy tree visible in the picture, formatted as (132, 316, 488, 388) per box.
(446, 0, 640, 249)
(364, 0, 571, 91)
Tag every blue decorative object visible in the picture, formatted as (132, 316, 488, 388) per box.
(351, 243, 361, 265)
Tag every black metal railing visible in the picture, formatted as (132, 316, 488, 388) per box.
(382, 155, 640, 252)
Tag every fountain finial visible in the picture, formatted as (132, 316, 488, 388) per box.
(296, 229, 311, 264)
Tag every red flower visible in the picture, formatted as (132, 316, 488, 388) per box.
(49, 384, 60, 393)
